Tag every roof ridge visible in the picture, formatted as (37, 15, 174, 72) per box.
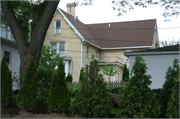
(86, 19, 156, 25)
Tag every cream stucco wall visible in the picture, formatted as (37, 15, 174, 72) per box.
(44, 11, 82, 82)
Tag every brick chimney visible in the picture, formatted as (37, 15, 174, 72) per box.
(66, 3, 75, 17)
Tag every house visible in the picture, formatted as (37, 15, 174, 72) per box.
(124, 45, 179, 89)
(0, 9, 20, 90)
(43, 3, 159, 82)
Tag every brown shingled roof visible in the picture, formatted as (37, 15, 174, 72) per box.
(60, 8, 156, 48)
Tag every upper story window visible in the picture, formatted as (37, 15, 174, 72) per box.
(50, 43, 57, 55)
(55, 20, 61, 34)
(87, 45, 89, 58)
(125, 49, 132, 62)
(96, 50, 98, 59)
(59, 42, 65, 56)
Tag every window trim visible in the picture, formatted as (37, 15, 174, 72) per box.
(87, 45, 89, 58)
(55, 20, 61, 34)
(59, 42, 65, 56)
(50, 42, 57, 55)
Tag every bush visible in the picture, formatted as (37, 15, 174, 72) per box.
(79, 68, 85, 82)
(16, 57, 38, 112)
(1, 55, 13, 107)
(159, 59, 179, 118)
(37, 88, 49, 103)
(47, 58, 70, 113)
(68, 86, 80, 97)
(70, 56, 112, 118)
(122, 64, 129, 82)
(166, 70, 179, 118)
(116, 55, 161, 118)
(66, 73, 73, 83)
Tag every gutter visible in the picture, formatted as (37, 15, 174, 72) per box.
(124, 51, 179, 56)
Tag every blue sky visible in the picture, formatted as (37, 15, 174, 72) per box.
(59, 0, 180, 43)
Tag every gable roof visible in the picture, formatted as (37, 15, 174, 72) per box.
(124, 45, 179, 56)
(58, 8, 157, 49)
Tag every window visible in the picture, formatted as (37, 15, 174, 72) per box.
(59, 42, 65, 56)
(96, 50, 98, 59)
(87, 45, 89, 58)
(50, 43, 57, 55)
(55, 20, 61, 34)
(4, 51, 10, 64)
(125, 50, 132, 62)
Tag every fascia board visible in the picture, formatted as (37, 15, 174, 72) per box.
(57, 8, 86, 42)
(101, 46, 152, 50)
(124, 51, 179, 56)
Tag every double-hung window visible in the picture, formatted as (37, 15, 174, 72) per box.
(55, 20, 61, 34)
(87, 45, 89, 58)
(59, 42, 65, 56)
(4, 51, 10, 64)
(50, 43, 57, 55)
(125, 49, 132, 62)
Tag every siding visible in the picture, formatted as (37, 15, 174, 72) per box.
(1, 43, 20, 90)
(129, 54, 179, 89)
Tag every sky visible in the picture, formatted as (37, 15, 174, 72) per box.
(58, 0, 180, 43)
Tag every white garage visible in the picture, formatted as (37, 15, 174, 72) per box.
(124, 45, 179, 89)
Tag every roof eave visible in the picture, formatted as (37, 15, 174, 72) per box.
(124, 51, 179, 56)
(101, 46, 152, 50)
(57, 8, 86, 42)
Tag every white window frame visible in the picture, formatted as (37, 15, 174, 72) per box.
(96, 49, 98, 60)
(87, 45, 89, 58)
(55, 20, 61, 34)
(59, 42, 65, 56)
(125, 49, 132, 62)
(50, 43, 57, 55)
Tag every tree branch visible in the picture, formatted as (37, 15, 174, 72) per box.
(1, 1, 27, 47)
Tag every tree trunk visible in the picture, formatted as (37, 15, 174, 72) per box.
(2, 1, 60, 89)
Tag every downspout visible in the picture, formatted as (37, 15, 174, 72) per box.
(81, 42, 85, 68)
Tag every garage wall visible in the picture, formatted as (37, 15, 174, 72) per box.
(129, 54, 179, 89)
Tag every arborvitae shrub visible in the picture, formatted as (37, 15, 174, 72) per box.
(70, 56, 112, 118)
(79, 68, 85, 83)
(160, 59, 179, 117)
(47, 57, 70, 113)
(116, 55, 161, 118)
(66, 73, 73, 83)
(1, 55, 13, 107)
(16, 57, 38, 112)
(166, 69, 179, 118)
(122, 64, 129, 82)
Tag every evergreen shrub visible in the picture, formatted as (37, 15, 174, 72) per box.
(16, 57, 38, 112)
(166, 70, 179, 118)
(122, 64, 129, 82)
(116, 55, 161, 118)
(70, 56, 112, 118)
(66, 73, 73, 83)
(160, 58, 179, 117)
(47, 57, 70, 113)
(1, 55, 13, 107)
